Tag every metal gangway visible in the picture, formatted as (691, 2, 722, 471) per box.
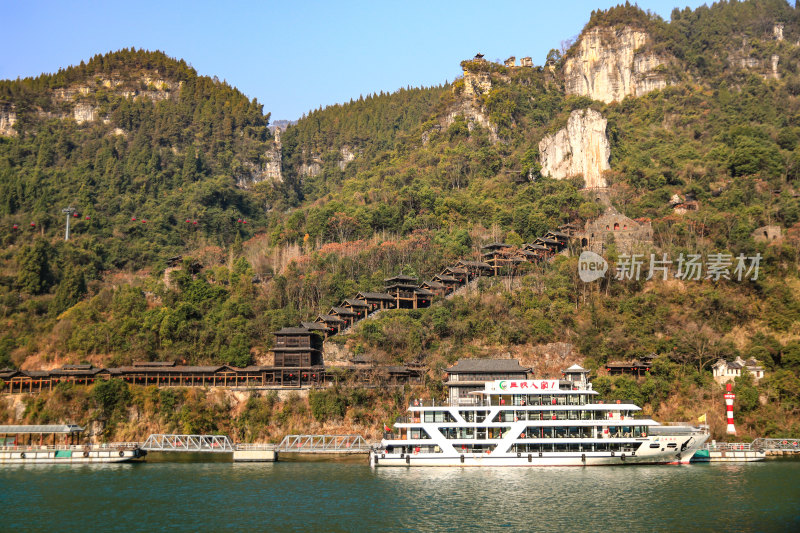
(141, 434, 235, 453)
(276, 434, 372, 454)
(751, 438, 800, 452)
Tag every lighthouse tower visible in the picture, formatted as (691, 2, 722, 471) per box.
(724, 383, 736, 435)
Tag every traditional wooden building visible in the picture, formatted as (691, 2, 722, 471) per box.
(445, 358, 530, 405)
(420, 280, 448, 297)
(543, 230, 570, 248)
(48, 364, 106, 384)
(442, 266, 469, 283)
(355, 292, 396, 312)
(316, 314, 345, 335)
(532, 236, 563, 254)
(341, 298, 370, 319)
(455, 260, 494, 279)
(481, 242, 512, 276)
(520, 243, 552, 261)
(414, 287, 434, 308)
(384, 275, 428, 309)
(300, 321, 330, 336)
(272, 327, 323, 368)
(432, 274, 462, 293)
(605, 360, 652, 377)
(557, 222, 581, 237)
(329, 306, 358, 328)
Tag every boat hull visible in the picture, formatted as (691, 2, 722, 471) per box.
(371, 435, 708, 467)
(0, 448, 146, 465)
(372, 452, 695, 467)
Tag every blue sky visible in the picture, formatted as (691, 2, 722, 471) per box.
(2, 1, 709, 121)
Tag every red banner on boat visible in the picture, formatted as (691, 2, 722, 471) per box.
(485, 380, 560, 392)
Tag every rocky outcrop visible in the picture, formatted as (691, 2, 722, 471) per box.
(299, 161, 322, 178)
(0, 103, 17, 136)
(463, 70, 493, 98)
(727, 45, 782, 80)
(564, 26, 670, 103)
(294, 145, 359, 179)
(237, 129, 283, 187)
(442, 69, 501, 142)
(539, 108, 610, 188)
(73, 103, 97, 124)
(443, 98, 498, 142)
(48, 73, 181, 126)
(338, 146, 356, 171)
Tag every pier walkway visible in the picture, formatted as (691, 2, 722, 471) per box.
(141, 434, 235, 453)
(276, 434, 373, 454)
(751, 438, 800, 454)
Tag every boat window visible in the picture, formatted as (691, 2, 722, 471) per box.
(667, 443, 677, 448)
(423, 411, 455, 423)
(650, 443, 660, 448)
(540, 395, 550, 405)
(409, 428, 431, 440)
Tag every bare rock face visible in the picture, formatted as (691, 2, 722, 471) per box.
(338, 146, 356, 171)
(442, 69, 501, 143)
(73, 103, 97, 124)
(299, 161, 322, 178)
(0, 103, 17, 136)
(237, 131, 283, 188)
(463, 70, 493, 98)
(539, 108, 610, 188)
(564, 26, 670, 103)
(443, 99, 499, 142)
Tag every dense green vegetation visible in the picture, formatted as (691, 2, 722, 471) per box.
(2, 2, 800, 440)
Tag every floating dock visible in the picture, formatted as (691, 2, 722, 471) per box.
(233, 444, 276, 462)
(692, 441, 765, 462)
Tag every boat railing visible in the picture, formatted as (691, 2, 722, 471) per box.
(408, 399, 442, 407)
(705, 442, 756, 452)
(0, 442, 140, 452)
(394, 416, 421, 424)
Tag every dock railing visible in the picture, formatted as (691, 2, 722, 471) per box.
(706, 442, 757, 452)
(276, 434, 372, 453)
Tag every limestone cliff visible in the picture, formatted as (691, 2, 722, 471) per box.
(237, 138, 283, 187)
(564, 26, 671, 103)
(48, 72, 181, 126)
(442, 68, 500, 142)
(538, 108, 610, 188)
(0, 103, 17, 136)
(294, 145, 358, 179)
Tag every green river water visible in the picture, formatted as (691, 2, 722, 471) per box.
(1, 458, 799, 532)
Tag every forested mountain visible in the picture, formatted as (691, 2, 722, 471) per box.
(2, 1, 800, 440)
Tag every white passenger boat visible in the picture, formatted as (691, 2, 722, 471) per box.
(370, 369, 708, 467)
(0, 424, 146, 465)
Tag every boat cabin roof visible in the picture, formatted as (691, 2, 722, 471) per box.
(0, 424, 84, 434)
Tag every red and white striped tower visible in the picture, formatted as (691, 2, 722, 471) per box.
(724, 383, 736, 435)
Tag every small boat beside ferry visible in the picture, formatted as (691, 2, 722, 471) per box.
(370, 365, 708, 467)
(0, 424, 146, 465)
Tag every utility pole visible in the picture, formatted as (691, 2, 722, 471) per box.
(62, 206, 76, 241)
